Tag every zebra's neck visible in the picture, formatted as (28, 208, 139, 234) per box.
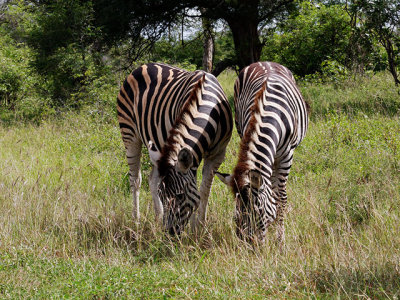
(232, 121, 274, 190)
(157, 74, 206, 174)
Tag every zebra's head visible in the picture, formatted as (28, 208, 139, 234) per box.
(216, 169, 270, 242)
(150, 142, 200, 235)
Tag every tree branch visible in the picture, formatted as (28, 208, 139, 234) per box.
(212, 57, 237, 77)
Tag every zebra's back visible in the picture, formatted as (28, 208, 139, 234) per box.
(117, 62, 232, 168)
(118, 63, 199, 152)
(234, 62, 308, 162)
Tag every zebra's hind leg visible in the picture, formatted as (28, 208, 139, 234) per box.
(125, 138, 143, 223)
(191, 149, 227, 232)
(272, 150, 294, 244)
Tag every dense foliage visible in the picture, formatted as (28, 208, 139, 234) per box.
(351, 0, 400, 84)
(262, 2, 352, 76)
(0, 0, 399, 123)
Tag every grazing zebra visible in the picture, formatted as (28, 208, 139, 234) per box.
(216, 62, 308, 243)
(117, 63, 233, 235)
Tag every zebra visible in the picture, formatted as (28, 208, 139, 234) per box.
(216, 62, 308, 243)
(117, 63, 233, 235)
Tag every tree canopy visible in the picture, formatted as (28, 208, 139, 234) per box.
(92, 0, 295, 72)
(0, 0, 399, 118)
(350, 0, 400, 84)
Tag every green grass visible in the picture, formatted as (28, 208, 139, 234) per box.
(0, 72, 399, 298)
(300, 72, 400, 119)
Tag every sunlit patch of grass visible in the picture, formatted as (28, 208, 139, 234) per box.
(217, 69, 237, 107)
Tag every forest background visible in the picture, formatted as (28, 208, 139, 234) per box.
(1, 0, 399, 121)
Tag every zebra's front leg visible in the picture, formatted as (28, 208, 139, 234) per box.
(191, 151, 226, 231)
(275, 186, 287, 244)
(149, 166, 163, 225)
(273, 151, 293, 244)
(125, 139, 143, 223)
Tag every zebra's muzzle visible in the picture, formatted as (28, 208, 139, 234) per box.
(164, 213, 182, 236)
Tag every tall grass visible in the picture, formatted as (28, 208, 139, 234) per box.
(0, 72, 399, 298)
(301, 72, 400, 119)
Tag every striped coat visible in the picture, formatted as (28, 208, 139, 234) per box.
(217, 62, 308, 242)
(118, 63, 233, 234)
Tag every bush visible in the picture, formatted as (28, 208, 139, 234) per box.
(0, 61, 21, 108)
(0, 1, 120, 124)
(0, 24, 53, 124)
(261, 2, 351, 77)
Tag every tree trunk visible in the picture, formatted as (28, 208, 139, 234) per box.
(201, 9, 214, 73)
(383, 39, 400, 86)
(227, 18, 263, 71)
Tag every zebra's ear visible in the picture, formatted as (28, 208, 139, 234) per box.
(249, 170, 262, 189)
(215, 171, 232, 186)
(148, 141, 161, 165)
(176, 148, 193, 173)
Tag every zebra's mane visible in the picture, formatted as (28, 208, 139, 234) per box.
(157, 73, 205, 177)
(230, 79, 267, 193)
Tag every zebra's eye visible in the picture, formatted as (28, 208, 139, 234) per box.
(176, 193, 185, 201)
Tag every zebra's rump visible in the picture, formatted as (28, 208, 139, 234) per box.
(232, 61, 308, 190)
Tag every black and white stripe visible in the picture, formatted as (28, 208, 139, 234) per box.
(118, 63, 233, 234)
(217, 62, 308, 242)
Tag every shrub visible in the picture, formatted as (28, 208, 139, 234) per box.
(261, 2, 351, 77)
(0, 25, 53, 124)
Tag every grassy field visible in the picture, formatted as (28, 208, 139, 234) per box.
(1, 71, 400, 298)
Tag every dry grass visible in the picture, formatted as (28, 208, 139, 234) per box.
(0, 72, 399, 298)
